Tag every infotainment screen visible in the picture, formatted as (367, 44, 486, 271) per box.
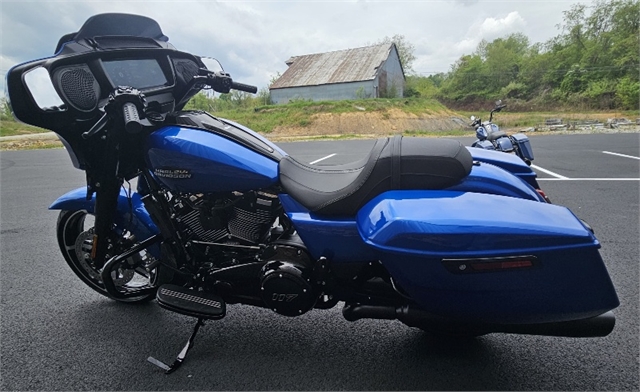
(103, 59, 167, 89)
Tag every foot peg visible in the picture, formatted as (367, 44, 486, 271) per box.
(148, 285, 226, 374)
(156, 284, 226, 320)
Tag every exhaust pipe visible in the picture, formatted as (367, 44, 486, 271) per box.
(342, 303, 615, 338)
(495, 311, 615, 337)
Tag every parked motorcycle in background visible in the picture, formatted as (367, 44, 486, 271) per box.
(470, 101, 534, 165)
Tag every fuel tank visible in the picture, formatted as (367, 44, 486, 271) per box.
(145, 113, 283, 193)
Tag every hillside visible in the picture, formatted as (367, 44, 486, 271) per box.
(1, 97, 637, 150)
(210, 98, 637, 140)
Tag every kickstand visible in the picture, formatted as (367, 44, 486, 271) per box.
(147, 318, 205, 374)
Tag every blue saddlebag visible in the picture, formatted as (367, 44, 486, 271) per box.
(356, 190, 619, 324)
(511, 133, 534, 160)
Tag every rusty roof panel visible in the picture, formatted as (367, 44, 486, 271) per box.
(270, 43, 393, 89)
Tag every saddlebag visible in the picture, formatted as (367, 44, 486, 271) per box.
(511, 133, 534, 161)
(356, 190, 619, 325)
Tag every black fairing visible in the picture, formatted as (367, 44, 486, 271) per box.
(55, 13, 169, 54)
(6, 13, 204, 171)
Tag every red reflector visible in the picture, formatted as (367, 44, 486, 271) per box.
(536, 189, 551, 203)
(471, 260, 533, 271)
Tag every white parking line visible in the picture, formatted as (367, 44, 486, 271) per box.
(309, 153, 336, 165)
(602, 151, 640, 160)
(538, 178, 640, 181)
(530, 164, 569, 180)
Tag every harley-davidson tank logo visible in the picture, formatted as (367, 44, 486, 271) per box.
(154, 168, 192, 179)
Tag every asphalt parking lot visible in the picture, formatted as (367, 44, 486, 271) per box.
(1, 132, 638, 391)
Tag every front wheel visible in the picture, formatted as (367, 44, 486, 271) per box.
(56, 209, 160, 303)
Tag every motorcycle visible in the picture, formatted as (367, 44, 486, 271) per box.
(470, 101, 535, 165)
(6, 13, 618, 374)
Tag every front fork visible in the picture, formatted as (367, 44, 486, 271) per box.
(89, 130, 123, 269)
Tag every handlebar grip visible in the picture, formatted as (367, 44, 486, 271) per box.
(230, 82, 258, 94)
(123, 102, 142, 133)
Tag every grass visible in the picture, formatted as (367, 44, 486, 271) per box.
(214, 98, 450, 133)
(0, 117, 49, 137)
(2, 98, 637, 142)
(0, 140, 63, 151)
(457, 109, 640, 129)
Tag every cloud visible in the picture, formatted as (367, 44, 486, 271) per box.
(452, 0, 480, 6)
(455, 11, 526, 53)
(478, 11, 527, 38)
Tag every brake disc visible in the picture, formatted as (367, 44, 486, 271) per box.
(74, 229, 134, 285)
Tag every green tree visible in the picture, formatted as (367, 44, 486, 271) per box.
(184, 92, 215, 112)
(439, 54, 487, 101)
(405, 75, 438, 98)
(0, 98, 13, 121)
(436, 0, 639, 109)
(480, 33, 529, 92)
(545, 0, 639, 107)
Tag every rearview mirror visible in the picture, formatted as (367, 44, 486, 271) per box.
(23, 67, 64, 109)
(199, 56, 224, 73)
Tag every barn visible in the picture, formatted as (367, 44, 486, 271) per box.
(269, 43, 405, 104)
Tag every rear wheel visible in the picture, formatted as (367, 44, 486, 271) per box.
(56, 209, 160, 303)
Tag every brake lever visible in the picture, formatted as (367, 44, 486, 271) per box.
(82, 111, 109, 139)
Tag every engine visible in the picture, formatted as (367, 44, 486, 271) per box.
(174, 191, 279, 242)
(168, 190, 281, 267)
(259, 244, 317, 317)
(170, 190, 320, 316)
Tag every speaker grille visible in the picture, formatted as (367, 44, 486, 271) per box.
(58, 67, 98, 111)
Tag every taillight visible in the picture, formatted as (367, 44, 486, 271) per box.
(442, 256, 538, 274)
(536, 188, 551, 203)
(469, 259, 533, 271)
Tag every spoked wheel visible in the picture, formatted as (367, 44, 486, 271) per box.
(56, 209, 161, 303)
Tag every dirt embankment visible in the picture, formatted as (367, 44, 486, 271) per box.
(268, 109, 468, 139)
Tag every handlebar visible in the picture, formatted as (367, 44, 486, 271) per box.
(122, 102, 142, 133)
(82, 88, 146, 139)
(230, 81, 258, 94)
(198, 69, 257, 94)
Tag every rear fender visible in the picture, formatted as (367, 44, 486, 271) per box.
(468, 147, 538, 188)
(448, 161, 544, 202)
(49, 187, 159, 241)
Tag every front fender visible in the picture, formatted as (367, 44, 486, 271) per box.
(49, 187, 160, 241)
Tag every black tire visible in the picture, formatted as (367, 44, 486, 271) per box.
(56, 209, 158, 303)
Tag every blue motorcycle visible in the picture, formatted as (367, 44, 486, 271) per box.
(471, 101, 535, 165)
(6, 13, 618, 374)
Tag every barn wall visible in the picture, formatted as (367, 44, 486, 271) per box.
(270, 80, 374, 104)
(376, 46, 404, 98)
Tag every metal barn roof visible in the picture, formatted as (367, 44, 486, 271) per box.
(270, 43, 396, 89)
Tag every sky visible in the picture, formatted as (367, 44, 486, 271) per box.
(1, 0, 598, 95)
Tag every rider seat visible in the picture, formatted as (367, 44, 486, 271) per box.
(279, 135, 473, 216)
(487, 130, 507, 141)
